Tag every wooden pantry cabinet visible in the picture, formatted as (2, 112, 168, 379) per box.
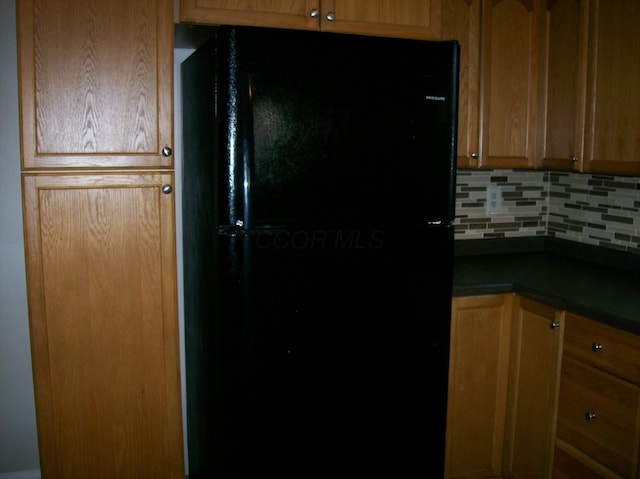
(16, 0, 184, 477)
(180, 0, 442, 40)
(542, 0, 640, 176)
(442, 0, 545, 169)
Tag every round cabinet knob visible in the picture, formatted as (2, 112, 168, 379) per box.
(309, 8, 319, 18)
(570, 155, 579, 163)
(592, 342, 603, 352)
(470, 152, 479, 159)
(550, 320, 560, 329)
(161, 146, 172, 157)
(325, 11, 336, 21)
(585, 412, 597, 422)
(162, 184, 173, 195)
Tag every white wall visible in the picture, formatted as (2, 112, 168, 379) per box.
(175, 46, 196, 475)
(0, 0, 41, 475)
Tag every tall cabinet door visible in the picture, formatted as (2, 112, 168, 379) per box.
(503, 297, 564, 479)
(17, 0, 174, 169)
(480, 0, 545, 169)
(445, 294, 513, 479)
(583, 0, 640, 175)
(22, 173, 183, 479)
(541, 0, 589, 172)
(441, 0, 481, 168)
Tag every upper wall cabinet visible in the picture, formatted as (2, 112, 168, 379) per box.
(441, 0, 481, 169)
(179, 0, 442, 40)
(17, 0, 174, 169)
(542, 0, 640, 176)
(442, 0, 545, 169)
(583, 0, 640, 175)
(541, 0, 588, 173)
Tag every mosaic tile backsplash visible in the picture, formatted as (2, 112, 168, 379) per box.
(454, 169, 640, 254)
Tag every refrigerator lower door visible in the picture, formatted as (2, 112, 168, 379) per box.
(212, 226, 453, 477)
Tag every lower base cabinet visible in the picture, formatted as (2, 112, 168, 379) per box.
(553, 312, 640, 479)
(447, 295, 640, 479)
(446, 294, 513, 478)
(502, 296, 564, 479)
(446, 294, 564, 479)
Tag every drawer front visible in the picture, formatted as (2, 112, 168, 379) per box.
(556, 356, 640, 478)
(563, 312, 640, 385)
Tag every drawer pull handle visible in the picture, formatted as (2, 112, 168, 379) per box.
(585, 412, 597, 422)
(592, 342, 603, 352)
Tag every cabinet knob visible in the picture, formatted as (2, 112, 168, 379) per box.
(325, 11, 336, 21)
(550, 320, 560, 329)
(162, 184, 173, 195)
(585, 411, 597, 422)
(161, 146, 172, 157)
(592, 342, 603, 352)
(570, 155, 579, 163)
(470, 152, 479, 159)
(309, 8, 319, 18)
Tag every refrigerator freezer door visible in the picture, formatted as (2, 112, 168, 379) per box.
(212, 26, 459, 229)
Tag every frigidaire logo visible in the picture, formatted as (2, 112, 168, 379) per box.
(255, 229, 385, 250)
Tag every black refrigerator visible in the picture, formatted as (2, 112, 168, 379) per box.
(181, 25, 459, 478)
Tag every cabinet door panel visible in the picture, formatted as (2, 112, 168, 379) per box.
(22, 173, 183, 479)
(482, 0, 543, 169)
(17, 0, 173, 169)
(584, 0, 640, 175)
(503, 297, 564, 479)
(445, 294, 513, 478)
(441, 0, 481, 168)
(542, 0, 588, 172)
(322, 0, 442, 39)
(180, 0, 317, 30)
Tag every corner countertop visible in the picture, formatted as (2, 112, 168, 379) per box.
(453, 238, 640, 335)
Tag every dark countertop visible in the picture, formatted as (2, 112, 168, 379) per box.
(453, 238, 640, 335)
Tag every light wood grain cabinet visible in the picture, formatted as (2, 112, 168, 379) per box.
(503, 296, 564, 479)
(541, 0, 588, 173)
(16, 0, 184, 477)
(448, 295, 640, 479)
(542, 0, 640, 176)
(554, 312, 640, 478)
(446, 295, 564, 479)
(442, 0, 545, 169)
(17, 0, 174, 169)
(583, 0, 640, 175)
(446, 294, 513, 478)
(180, 0, 442, 40)
(441, 0, 481, 169)
(22, 173, 184, 479)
